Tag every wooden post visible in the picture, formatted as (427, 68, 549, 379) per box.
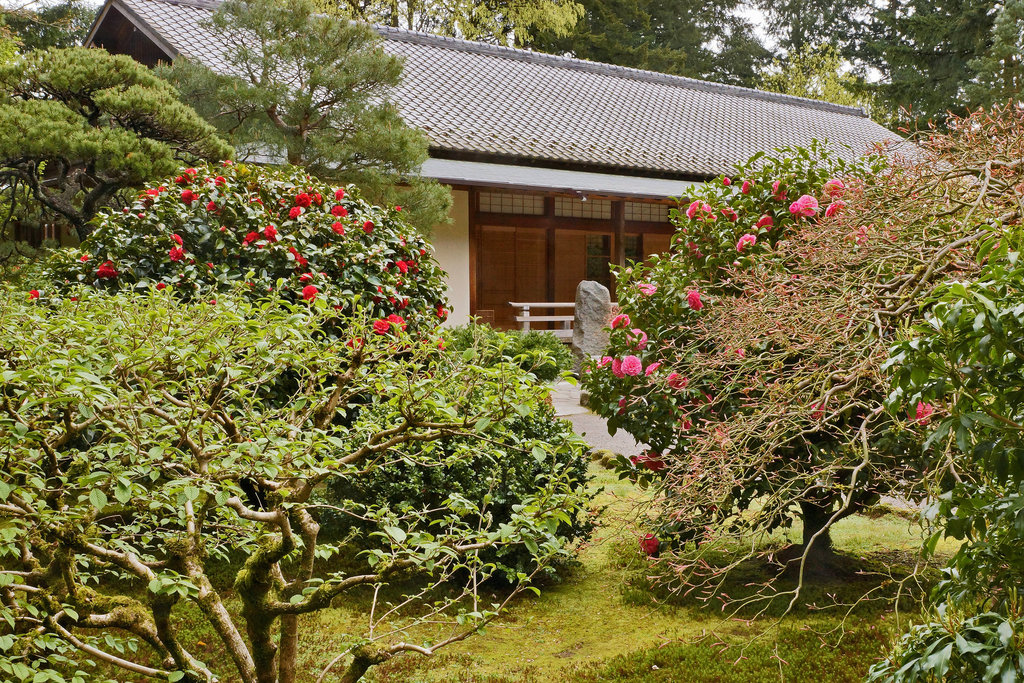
(612, 199, 626, 268)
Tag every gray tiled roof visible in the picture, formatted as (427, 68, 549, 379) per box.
(101, 0, 897, 178)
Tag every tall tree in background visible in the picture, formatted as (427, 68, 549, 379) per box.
(968, 0, 1024, 106)
(760, 44, 878, 118)
(756, 0, 863, 54)
(529, 0, 771, 87)
(168, 0, 451, 233)
(1, 0, 96, 51)
(331, 0, 583, 46)
(851, 0, 999, 128)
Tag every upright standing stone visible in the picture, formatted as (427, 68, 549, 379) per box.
(571, 280, 612, 374)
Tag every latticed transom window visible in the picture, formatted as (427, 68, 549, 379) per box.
(624, 201, 669, 222)
(478, 191, 545, 215)
(554, 197, 612, 219)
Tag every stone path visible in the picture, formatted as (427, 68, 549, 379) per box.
(550, 381, 648, 457)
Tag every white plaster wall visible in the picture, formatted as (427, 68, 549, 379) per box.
(430, 189, 471, 327)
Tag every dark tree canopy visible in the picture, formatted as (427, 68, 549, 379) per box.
(850, 0, 1001, 128)
(0, 47, 232, 239)
(166, 0, 451, 233)
(1, 0, 97, 52)
(529, 0, 771, 86)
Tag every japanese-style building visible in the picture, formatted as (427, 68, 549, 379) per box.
(86, 0, 896, 327)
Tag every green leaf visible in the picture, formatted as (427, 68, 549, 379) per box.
(89, 489, 108, 510)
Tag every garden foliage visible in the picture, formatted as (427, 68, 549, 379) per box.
(0, 47, 231, 238)
(446, 323, 574, 383)
(0, 288, 592, 683)
(45, 161, 449, 330)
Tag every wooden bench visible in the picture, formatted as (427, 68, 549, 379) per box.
(510, 302, 576, 341)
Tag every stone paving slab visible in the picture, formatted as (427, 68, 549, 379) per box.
(551, 381, 648, 457)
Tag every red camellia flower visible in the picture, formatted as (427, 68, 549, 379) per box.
(96, 261, 118, 279)
(313, 193, 322, 205)
(301, 284, 318, 301)
(78, 254, 90, 262)
(289, 206, 303, 219)
(156, 283, 167, 290)
(181, 190, 197, 205)
(394, 205, 402, 212)
(28, 289, 40, 300)
(295, 192, 312, 208)
(288, 246, 308, 268)
(145, 188, 161, 197)
(631, 452, 666, 472)
(171, 233, 183, 245)
(396, 260, 409, 274)
(687, 289, 703, 311)
(206, 201, 217, 212)
(722, 177, 731, 186)
(331, 205, 347, 217)
(640, 534, 659, 556)
(299, 272, 314, 283)
(667, 372, 688, 389)
(386, 313, 407, 331)
(264, 225, 278, 241)
(243, 231, 259, 246)
(169, 247, 185, 262)
(372, 319, 391, 335)
(436, 306, 448, 319)
(755, 214, 774, 230)
(334, 188, 345, 201)
(331, 222, 346, 235)
(362, 221, 374, 234)
(214, 175, 226, 186)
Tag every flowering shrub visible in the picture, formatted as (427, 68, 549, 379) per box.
(44, 161, 448, 331)
(583, 132, 992, 591)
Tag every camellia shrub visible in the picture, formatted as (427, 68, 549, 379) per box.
(0, 288, 592, 683)
(446, 323, 575, 383)
(583, 133, 989, 599)
(44, 161, 449, 331)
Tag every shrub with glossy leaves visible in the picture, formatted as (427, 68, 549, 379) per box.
(44, 161, 449, 330)
(446, 323, 574, 383)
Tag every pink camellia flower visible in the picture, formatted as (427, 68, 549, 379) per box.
(598, 356, 613, 368)
(631, 452, 666, 472)
(334, 188, 346, 201)
(611, 313, 631, 329)
(640, 534, 660, 556)
(264, 225, 278, 241)
(722, 207, 738, 221)
(685, 200, 701, 220)
(301, 284, 318, 301)
(741, 180, 752, 194)
(722, 177, 731, 186)
(331, 222, 345, 235)
(756, 214, 774, 230)
(611, 358, 625, 378)
(811, 403, 825, 420)
(295, 192, 313, 208)
(914, 402, 935, 425)
(789, 195, 819, 217)
(736, 234, 757, 252)
(772, 180, 786, 200)
(28, 289, 40, 300)
(638, 282, 657, 296)
(621, 355, 643, 376)
(824, 200, 846, 218)
(628, 328, 648, 350)
(735, 348, 746, 358)
(645, 362, 661, 376)
(289, 206, 303, 219)
(331, 205, 347, 217)
(362, 220, 374, 234)
(667, 372, 688, 389)
(96, 261, 118, 279)
(687, 289, 703, 311)
(823, 178, 846, 198)
(169, 247, 184, 262)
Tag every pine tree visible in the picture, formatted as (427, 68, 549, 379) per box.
(528, 0, 771, 86)
(0, 47, 232, 239)
(167, 0, 451, 233)
(851, 0, 1000, 128)
(968, 0, 1024, 106)
(756, 0, 865, 55)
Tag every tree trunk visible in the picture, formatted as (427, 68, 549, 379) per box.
(278, 614, 298, 683)
(337, 647, 390, 683)
(799, 500, 834, 562)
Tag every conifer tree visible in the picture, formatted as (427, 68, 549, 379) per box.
(968, 0, 1024, 106)
(0, 47, 232, 239)
(167, 0, 451, 233)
